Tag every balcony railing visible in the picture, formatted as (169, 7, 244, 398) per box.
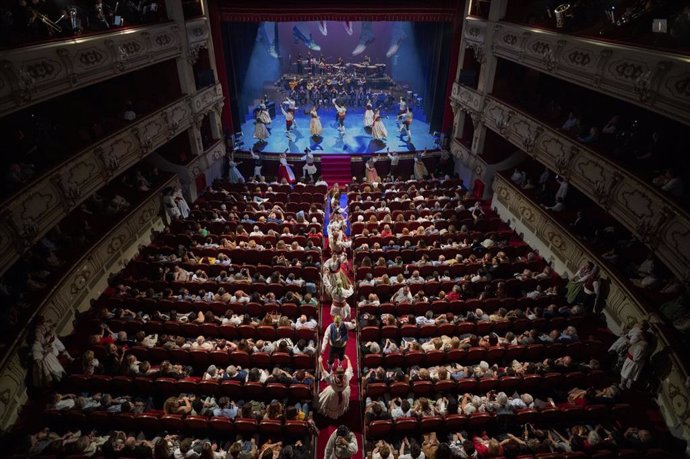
(492, 173, 690, 442)
(0, 83, 224, 278)
(186, 17, 210, 63)
(458, 18, 690, 126)
(0, 22, 183, 118)
(0, 174, 177, 429)
(452, 82, 690, 284)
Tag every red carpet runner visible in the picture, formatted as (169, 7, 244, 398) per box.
(320, 155, 352, 186)
(315, 190, 363, 459)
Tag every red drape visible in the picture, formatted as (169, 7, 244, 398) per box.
(208, 0, 234, 131)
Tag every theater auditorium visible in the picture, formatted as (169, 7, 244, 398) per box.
(0, 0, 689, 457)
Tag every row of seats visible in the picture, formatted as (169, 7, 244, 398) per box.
(210, 183, 328, 193)
(364, 370, 612, 398)
(139, 247, 322, 265)
(352, 243, 531, 262)
(96, 297, 318, 318)
(361, 341, 607, 368)
(88, 345, 316, 368)
(88, 319, 316, 341)
(359, 317, 585, 341)
(365, 403, 631, 438)
(43, 410, 310, 436)
(357, 296, 564, 316)
(64, 374, 314, 400)
(155, 233, 324, 246)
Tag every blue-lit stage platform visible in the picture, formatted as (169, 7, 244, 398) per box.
(240, 107, 438, 154)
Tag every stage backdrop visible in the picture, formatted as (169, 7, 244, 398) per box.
(221, 20, 452, 135)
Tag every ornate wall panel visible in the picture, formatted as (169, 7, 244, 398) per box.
(492, 174, 690, 443)
(490, 22, 690, 125)
(186, 17, 210, 64)
(0, 84, 221, 278)
(0, 23, 182, 117)
(463, 17, 487, 62)
(0, 176, 177, 430)
(453, 87, 690, 282)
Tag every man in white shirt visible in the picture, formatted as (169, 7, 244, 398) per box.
(387, 151, 399, 177)
(390, 285, 413, 304)
(325, 425, 359, 459)
(295, 315, 317, 330)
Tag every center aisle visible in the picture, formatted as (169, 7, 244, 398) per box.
(316, 191, 363, 459)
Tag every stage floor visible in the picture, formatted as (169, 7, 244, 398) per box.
(240, 107, 438, 154)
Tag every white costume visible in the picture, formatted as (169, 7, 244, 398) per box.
(164, 193, 181, 219)
(371, 115, 387, 141)
(310, 108, 323, 137)
(318, 363, 354, 419)
(174, 189, 190, 218)
(254, 106, 271, 142)
(251, 151, 263, 179)
(364, 106, 374, 128)
(302, 151, 317, 178)
(413, 156, 428, 180)
(228, 159, 245, 184)
(620, 338, 649, 389)
(609, 324, 645, 354)
(32, 331, 68, 387)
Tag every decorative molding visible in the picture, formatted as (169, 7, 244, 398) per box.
(0, 23, 182, 118)
(455, 90, 690, 283)
(186, 17, 210, 65)
(0, 83, 222, 278)
(493, 173, 690, 443)
(0, 176, 175, 430)
(489, 22, 690, 126)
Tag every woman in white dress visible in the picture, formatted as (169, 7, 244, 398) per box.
(254, 104, 271, 143)
(371, 110, 387, 141)
(310, 106, 323, 138)
(413, 154, 429, 180)
(32, 322, 71, 388)
(323, 254, 352, 298)
(163, 190, 181, 219)
(318, 355, 353, 419)
(228, 155, 245, 184)
(173, 188, 190, 219)
(363, 103, 374, 130)
(365, 157, 379, 183)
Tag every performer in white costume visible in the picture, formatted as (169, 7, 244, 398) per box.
(400, 107, 413, 142)
(333, 99, 347, 135)
(227, 154, 245, 184)
(365, 157, 379, 183)
(363, 102, 374, 129)
(301, 149, 317, 182)
(277, 153, 296, 184)
(309, 106, 323, 138)
(254, 104, 271, 143)
(371, 110, 387, 142)
(318, 355, 353, 419)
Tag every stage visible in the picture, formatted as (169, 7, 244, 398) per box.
(239, 107, 438, 154)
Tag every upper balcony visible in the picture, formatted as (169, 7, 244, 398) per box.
(451, 82, 690, 283)
(0, 22, 183, 118)
(0, 82, 223, 278)
(502, 0, 690, 54)
(458, 17, 690, 126)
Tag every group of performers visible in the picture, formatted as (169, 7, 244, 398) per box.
(253, 94, 414, 145)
